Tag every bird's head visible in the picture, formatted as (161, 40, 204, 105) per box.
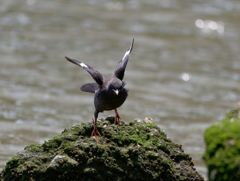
(108, 78, 125, 95)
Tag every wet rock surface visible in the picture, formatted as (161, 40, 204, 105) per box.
(1, 117, 203, 181)
(203, 107, 240, 181)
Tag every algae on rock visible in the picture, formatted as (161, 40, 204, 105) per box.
(203, 107, 240, 181)
(0, 171, 3, 181)
(2, 117, 203, 181)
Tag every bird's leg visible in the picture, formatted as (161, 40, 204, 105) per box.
(91, 117, 101, 143)
(114, 109, 121, 127)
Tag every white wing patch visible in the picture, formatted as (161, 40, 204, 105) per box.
(80, 62, 88, 68)
(122, 49, 130, 60)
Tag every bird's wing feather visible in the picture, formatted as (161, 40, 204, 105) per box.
(65, 56, 103, 86)
(80, 83, 99, 93)
(113, 39, 134, 80)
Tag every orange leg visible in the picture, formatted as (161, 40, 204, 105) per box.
(114, 109, 121, 127)
(91, 118, 101, 143)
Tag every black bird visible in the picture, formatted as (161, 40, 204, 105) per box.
(65, 39, 134, 143)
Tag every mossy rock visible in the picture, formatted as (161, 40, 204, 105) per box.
(0, 172, 3, 181)
(203, 107, 240, 181)
(2, 117, 203, 181)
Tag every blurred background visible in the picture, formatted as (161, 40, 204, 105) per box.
(0, 0, 240, 180)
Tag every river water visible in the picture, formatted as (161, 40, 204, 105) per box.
(0, 0, 240, 180)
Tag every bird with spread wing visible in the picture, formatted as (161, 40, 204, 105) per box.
(65, 39, 134, 143)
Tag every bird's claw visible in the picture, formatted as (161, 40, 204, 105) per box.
(114, 113, 121, 128)
(92, 118, 101, 143)
(91, 128, 101, 137)
(91, 129, 101, 143)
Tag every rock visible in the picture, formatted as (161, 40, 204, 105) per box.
(144, 117, 153, 124)
(203, 107, 240, 181)
(2, 117, 203, 181)
(47, 154, 78, 172)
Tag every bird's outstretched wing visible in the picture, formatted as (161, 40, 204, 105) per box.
(65, 56, 103, 86)
(113, 39, 134, 80)
(80, 83, 99, 93)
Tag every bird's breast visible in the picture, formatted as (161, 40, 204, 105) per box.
(94, 88, 128, 112)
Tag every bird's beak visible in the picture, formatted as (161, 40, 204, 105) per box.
(114, 89, 119, 95)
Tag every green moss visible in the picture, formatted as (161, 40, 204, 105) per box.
(203, 107, 240, 181)
(2, 117, 203, 181)
(0, 171, 2, 181)
(42, 135, 63, 151)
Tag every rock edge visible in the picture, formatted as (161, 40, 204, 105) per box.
(1, 117, 203, 181)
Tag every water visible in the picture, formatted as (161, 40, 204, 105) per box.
(1, 0, 240, 179)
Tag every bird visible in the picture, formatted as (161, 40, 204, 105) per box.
(65, 39, 134, 143)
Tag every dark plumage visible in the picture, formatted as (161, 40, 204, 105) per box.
(65, 39, 134, 143)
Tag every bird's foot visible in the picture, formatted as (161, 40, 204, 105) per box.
(91, 129, 101, 143)
(114, 109, 121, 128)
(92, 118, 101, 143)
